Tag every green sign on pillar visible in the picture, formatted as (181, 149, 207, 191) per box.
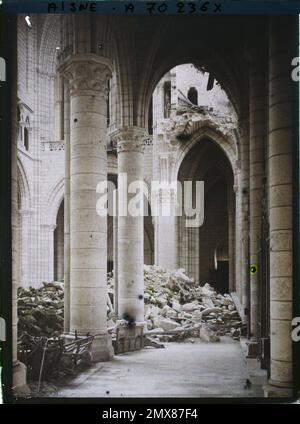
(250, 264, 258, 276)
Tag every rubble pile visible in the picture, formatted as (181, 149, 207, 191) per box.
(18, 267, 242, 344)
(109, 265, 243, 343)
(18, 282, 64, 338)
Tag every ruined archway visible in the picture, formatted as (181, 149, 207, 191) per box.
(178, 137, 235, 293)
(151, 63, 238, 279)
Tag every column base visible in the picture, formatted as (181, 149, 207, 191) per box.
(246, 339, 259, 358)
(113, 322, 145, 355)
(63, 333, 114, 362)
(91, 334, 114, 362)
(13, 361, 30, 398)
(263, 381, 293, 398)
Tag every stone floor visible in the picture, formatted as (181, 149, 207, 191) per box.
(51, 337, 263, 398)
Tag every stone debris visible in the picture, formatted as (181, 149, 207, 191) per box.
(18, 266, 242, 345)
(108, 265, 243, 343)
(18, 282, 64, 338)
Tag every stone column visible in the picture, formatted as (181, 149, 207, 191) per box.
(228, 190, 235, 293)
(54, 75, 64, 140)
(112, 127, 145, 324)
(239, 119, 250, 323)
(156, 193, 178, 271)
(60, 54, 113, 361)
(113, 208, 119, 315)
(155, 152, 178, 271)
(234, 166, 242, 302)
(186, 226, 199, 282)
(41, 223, 56, 282)
(11, 20, 27, 390)
(18, 209, 32, 288)
(233, 164, 250, 323)
(12, 156, 28, 394)
(265, 17, 294, 394)
(63, 82, 71, 333)
(249, 47, 266, 349)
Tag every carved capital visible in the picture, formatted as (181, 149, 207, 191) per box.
(58, 54, 112, 97)
(110, 127, 147, 154)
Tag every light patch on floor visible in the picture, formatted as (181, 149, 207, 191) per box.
(52, 337, 260, 398)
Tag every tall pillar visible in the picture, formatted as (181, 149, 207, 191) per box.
(239, 119, 250, 325)
(155, 153, 178, 271)
(112, 127, 145, 324)
(156, 194, 178, 271)
(186, 226, 199, 282)
(113, 199, 118, 315)
(54, 75, 64, 140)
(249, 46, 266, 348)
(41, 223, 56, 282)
(18, 209, 32, 288)
(228, 190, 235, 293)
(60, 55, 113, 361)
(265, 17, 294, 394)
(234, 166, 243, 302)
(63, 81, 70, 333)
(11, 18, 27, 391)
(12, 127, 27, 392)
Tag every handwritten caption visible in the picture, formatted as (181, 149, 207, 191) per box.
(47, 1, 223, 14)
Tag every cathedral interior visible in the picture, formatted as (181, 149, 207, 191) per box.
(9, 14, 299, 398)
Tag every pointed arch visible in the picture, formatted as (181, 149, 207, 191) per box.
(173, 124, 237, 185)
(45, 177, 64, 227)
(17, 157, 31, 211)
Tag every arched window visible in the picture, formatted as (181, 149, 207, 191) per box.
(24, 127, 29, 151)
(188, 87, 198, 105)
(163, 81, 171, 119)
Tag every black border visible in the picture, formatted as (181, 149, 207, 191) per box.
(292, 13, 300, 400)
(0, 1, 299, 407)
(0, 12, 14, 405)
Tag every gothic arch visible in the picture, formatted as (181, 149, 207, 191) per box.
(138, 47, 245, 130)
(45, 177, 64, 227)
(173, 125, 237, 185)
(17, 158, 31, 211)
(112, 16, 247, 129)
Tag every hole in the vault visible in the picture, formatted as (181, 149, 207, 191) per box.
(138, 295, 143, 300)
